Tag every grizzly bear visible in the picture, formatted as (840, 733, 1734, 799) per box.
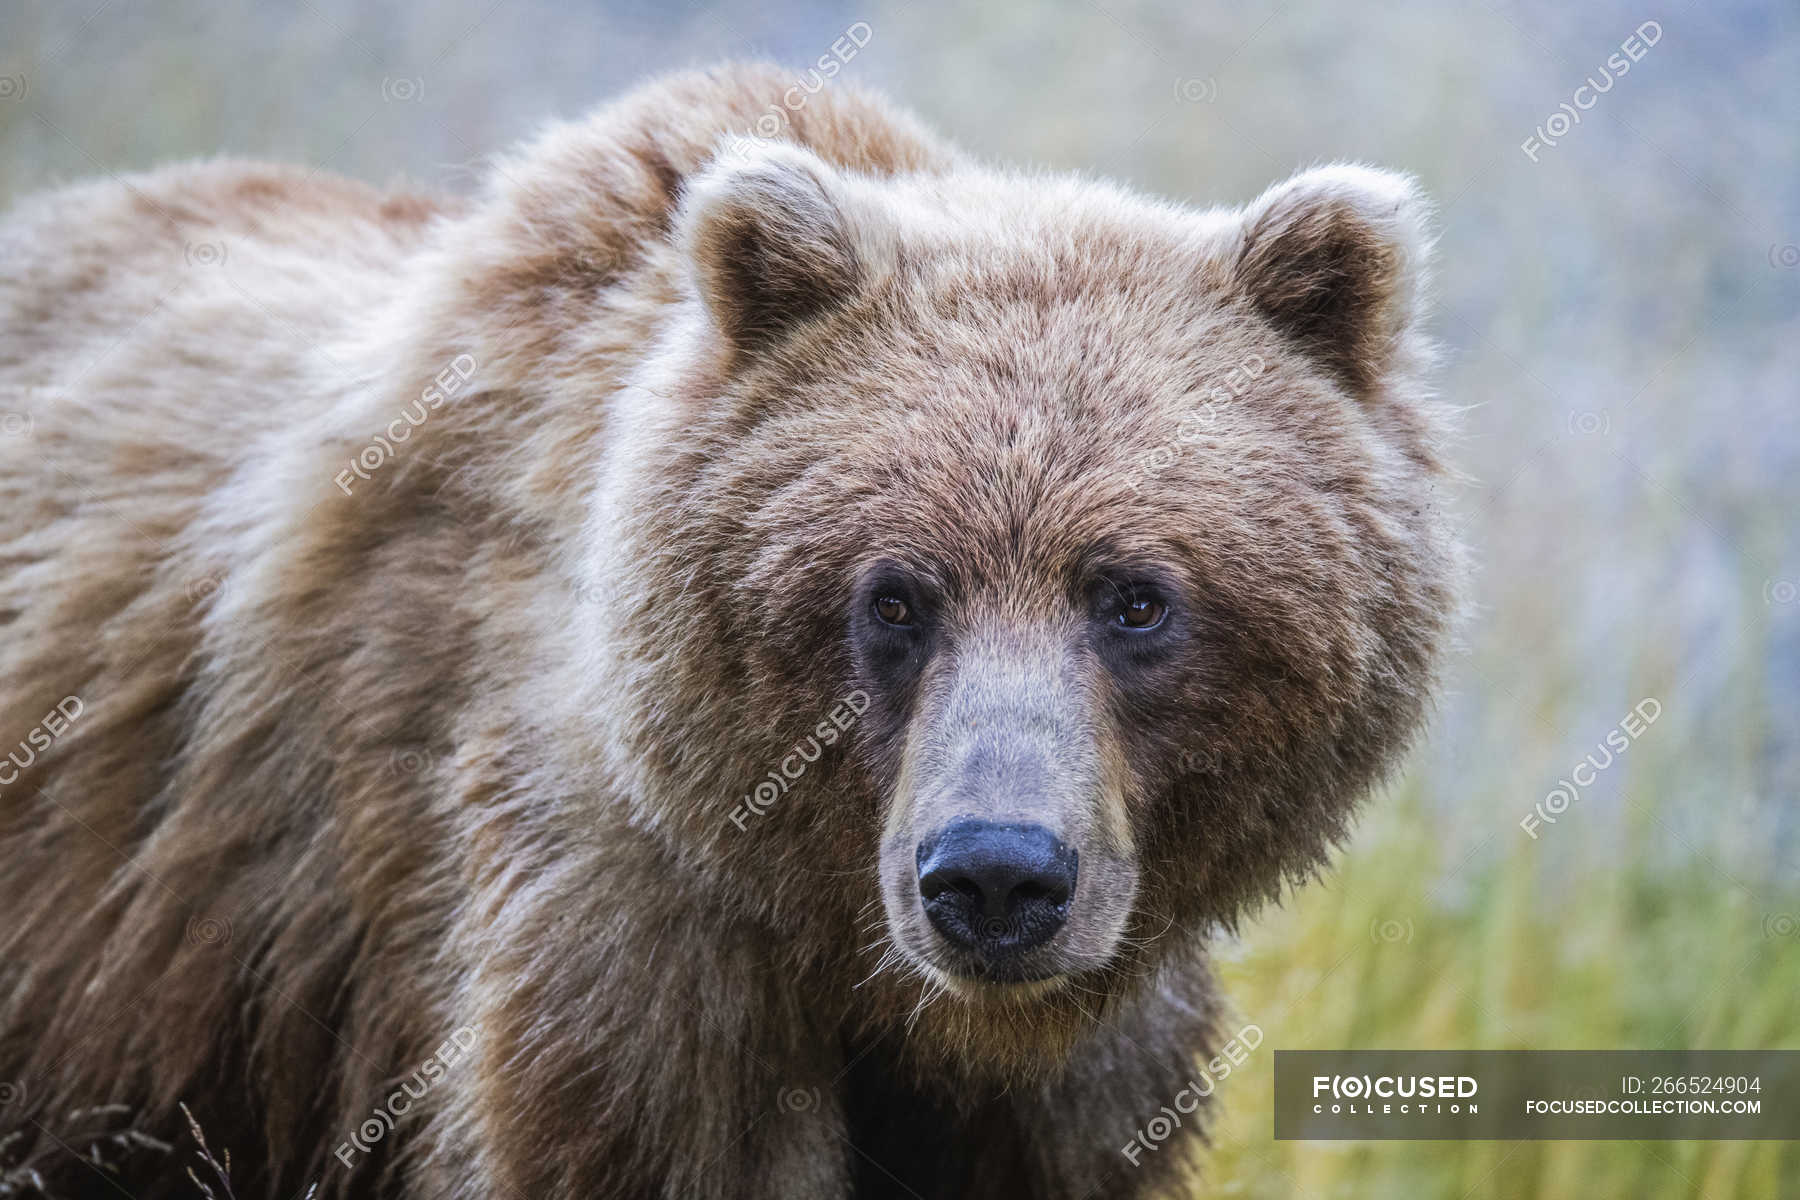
(0, 62, 1458, 1199)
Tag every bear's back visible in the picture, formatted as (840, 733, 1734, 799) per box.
(0, 64, 963, 1197)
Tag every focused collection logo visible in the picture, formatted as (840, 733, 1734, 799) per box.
(1311, 1073, 1479, 1115)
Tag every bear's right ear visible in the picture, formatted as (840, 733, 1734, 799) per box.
(676, 138, 865, 356)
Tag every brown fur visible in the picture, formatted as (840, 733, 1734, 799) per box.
(0, 63, 1459, 1198)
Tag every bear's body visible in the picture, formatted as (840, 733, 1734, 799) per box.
(0, 64, 1458, 1198)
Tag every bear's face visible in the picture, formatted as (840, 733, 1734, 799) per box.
(590, 139, 1456, 1056)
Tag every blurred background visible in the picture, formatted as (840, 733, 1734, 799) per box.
(2, 1, 1794, 1196)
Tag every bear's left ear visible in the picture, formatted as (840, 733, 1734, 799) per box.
(676, 138, 867, 357)
(1229, 164, 1431, 396)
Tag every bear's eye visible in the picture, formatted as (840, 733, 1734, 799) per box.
(1116, 596, 1167, 630)
(873, 595, 914, 627)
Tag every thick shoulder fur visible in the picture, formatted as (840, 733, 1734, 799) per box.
(0, 63, 957, 1199)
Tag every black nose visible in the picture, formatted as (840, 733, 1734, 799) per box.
(916, 820, 1077, 959)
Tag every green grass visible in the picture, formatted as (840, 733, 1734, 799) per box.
(1199, 784, 1800, 1199)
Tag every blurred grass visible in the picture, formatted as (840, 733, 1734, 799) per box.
(1200, 776, 1800, 1199)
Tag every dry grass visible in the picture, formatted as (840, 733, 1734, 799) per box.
(1200, 781, 1800, 1199)
(0, 1105, 317, 1200)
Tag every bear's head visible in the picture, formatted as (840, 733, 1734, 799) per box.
(575, 137, 1458, 1076)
